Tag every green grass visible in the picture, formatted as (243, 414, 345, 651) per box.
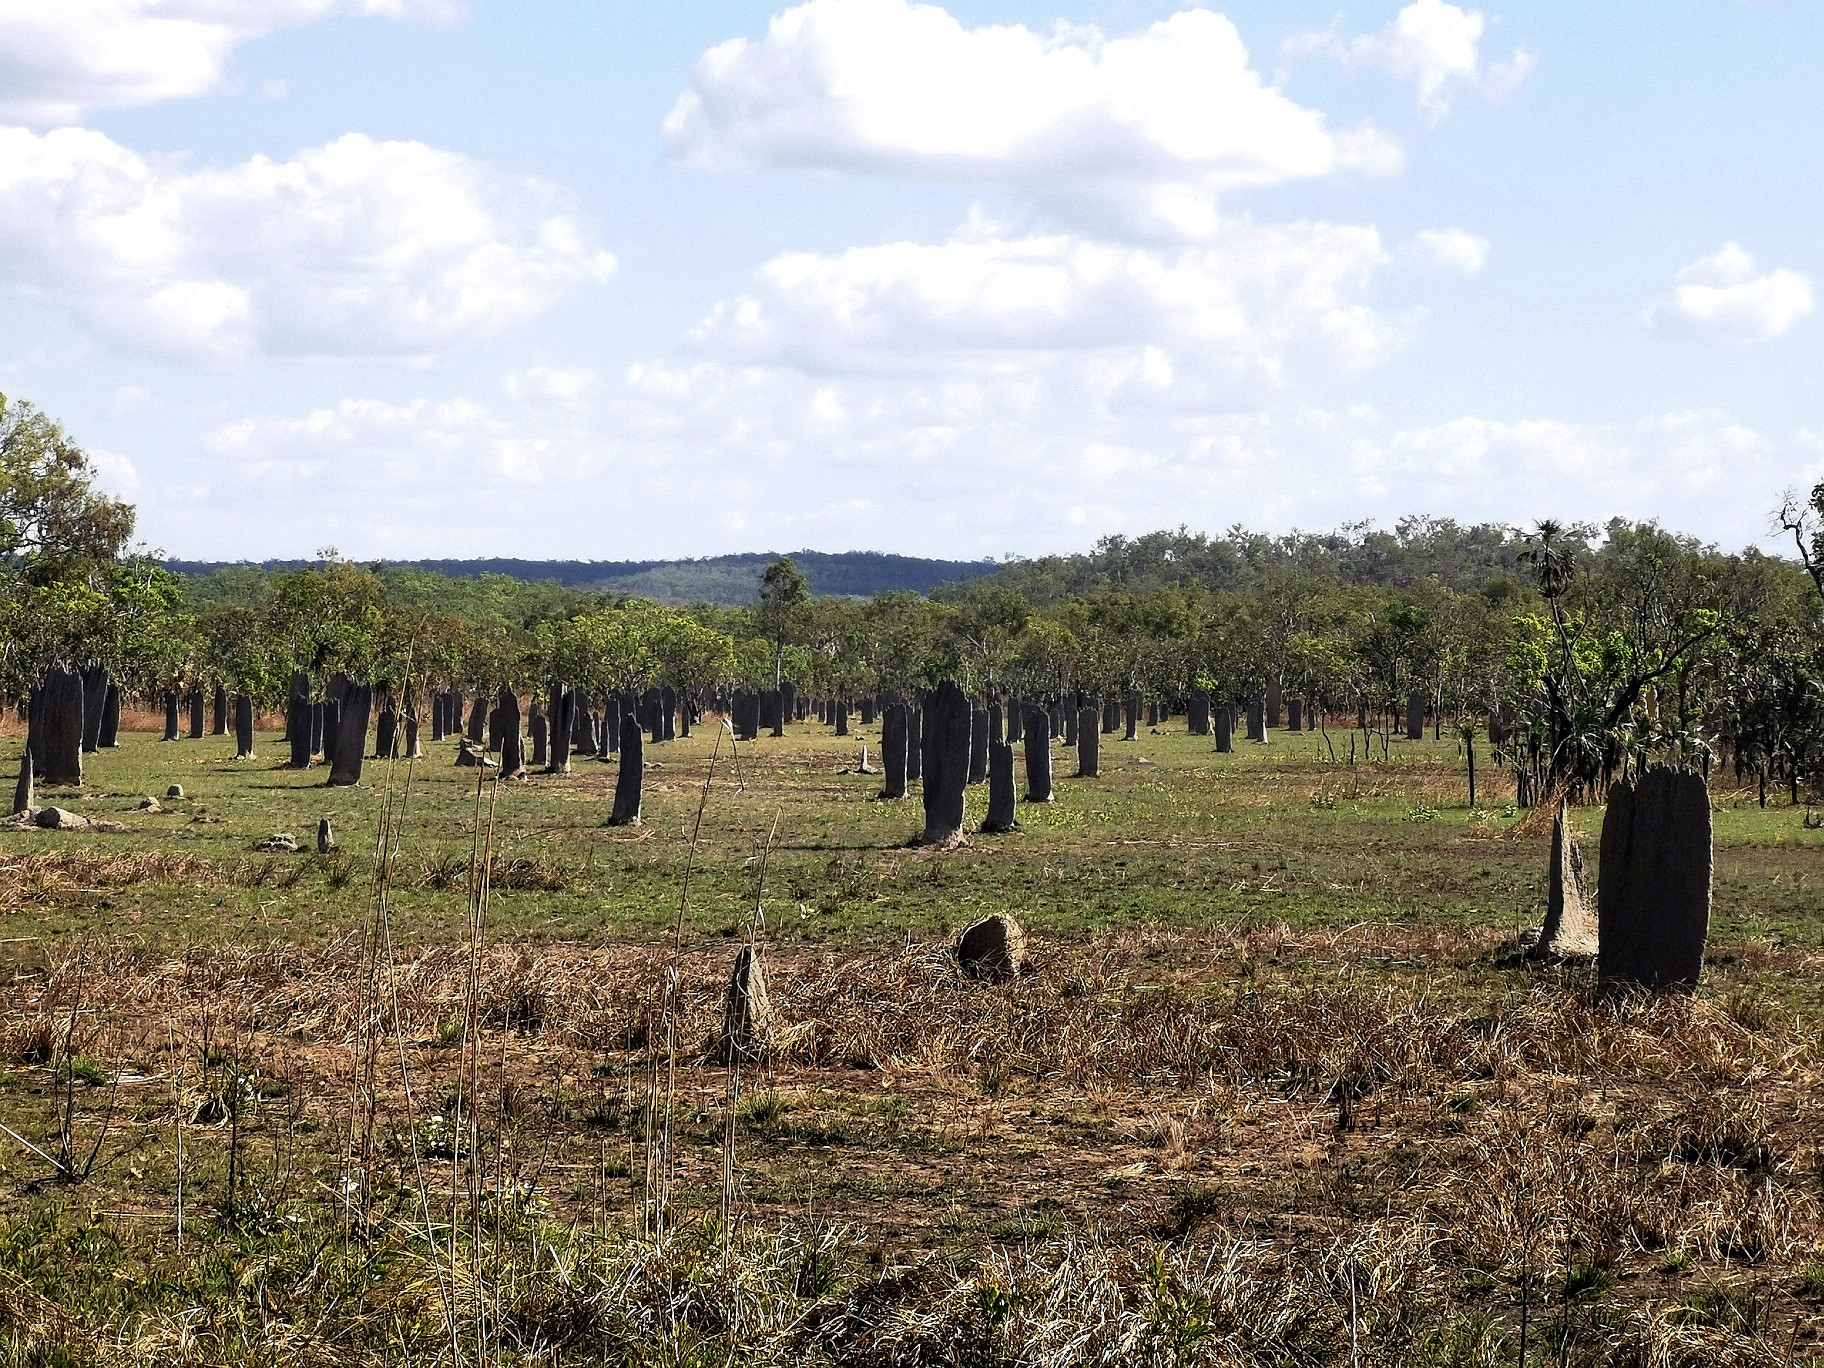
(4, 720, 1818, 966)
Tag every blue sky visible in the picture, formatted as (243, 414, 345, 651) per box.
(0, 0, 1818, 561)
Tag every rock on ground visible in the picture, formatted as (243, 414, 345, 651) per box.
(957, 914, 1028, 984)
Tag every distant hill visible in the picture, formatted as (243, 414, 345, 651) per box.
(161, 550, 998, 606)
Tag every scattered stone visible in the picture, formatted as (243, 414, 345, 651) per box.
(980, 741, 1018, 833)
(957, 914, 1027, 984)
(1529, 800, 1596, 959)
(317, 818, 335, 855)
(233, 694, 256, 761)
(1024, 707, 1054, 803)
(880, 702, 908, 800)
(608, 714, 643, 826)
(255, 832, 298, 853)
(497, 688, 526, 779)
(327, 682, 373, 788)
(969, 707, 989, 785)
(1598, 768, 1712, 989)
(717, 943, 776, 1064)
(166, 784, 185, 800)
(12, 748, 32, 816)
(35, 806, 91, 831)
(33, 668, 85, 784)
(137, 796, 161, 813)
(99, 683, 121, 749)
(1076, 706, 1100, 778)
(455, 739, 498, 769)
(919, 681, 971, 846)
(1247, 697, 1267, 744)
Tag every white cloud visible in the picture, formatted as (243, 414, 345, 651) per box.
(1645, 243, 1813, 343)
(685, 216, 1401, 396)
(150, 364, 1804, 561)
(0, 0, 461, 123)
(1291, 0, 1535, 123)
(1411, 227, 1489, 275)
(0, 127, 615, 361)
(665, 0, 1401, 239)
(86, 445, 140, 497)
(505, 365, 600, 402)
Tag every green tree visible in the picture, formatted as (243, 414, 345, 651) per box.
(757, 556, 811, 691)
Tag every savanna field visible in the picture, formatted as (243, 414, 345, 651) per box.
(3, 710, 1823, 1366)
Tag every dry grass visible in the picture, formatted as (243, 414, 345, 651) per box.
(2, 924, 1823, 1362)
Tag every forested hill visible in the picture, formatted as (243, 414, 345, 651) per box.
(164, 550, 997, 606)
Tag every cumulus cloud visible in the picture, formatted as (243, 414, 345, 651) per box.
(1410, 227, 1489, 275)
(665, 0, 1401, 239)
(505, 365, 600, 403)
(1645, 243, 1813, 343)
(159, 362, 1803, 560)
(1379, 412, 1770, 520)
(0, 127, 615, 361)
(1291, 0, 1535, 123)
(0, 0, 461, 123)
(685, 216, 1402, 399)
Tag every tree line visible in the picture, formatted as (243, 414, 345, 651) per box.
(5, 389, 1821, 807)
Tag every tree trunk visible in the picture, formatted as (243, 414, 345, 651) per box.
(1076, 707, 1100, 778)
(608, 714, 643, 825)
(99, 684, 121, 749)
(327, 684, 371, 787)
(233, 695, 255, 760)
(30, 669, 84, 785)
(919, 681, 970, 845)
(1597, 768, 1712, 989)
(880, 702, 908, 800)
(1024, 706, 1053, 803)
(980, 741, 1017, 833)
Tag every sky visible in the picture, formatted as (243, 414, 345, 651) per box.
(0, 0, 1820, 563)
